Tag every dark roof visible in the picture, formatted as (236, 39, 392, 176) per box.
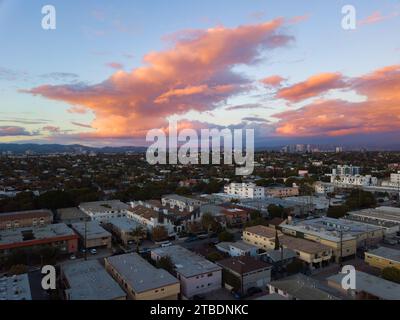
(217, 256, 271, 275)
(0, 209, 53, 222)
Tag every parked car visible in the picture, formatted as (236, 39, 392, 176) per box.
(69, 254, 76, 260)
(247, 287, 263, 296)
(90, 248, 97, 255)
(160, 242, 173, 248)
(383, 239, 397, 245)
(185, 236, 198, 243)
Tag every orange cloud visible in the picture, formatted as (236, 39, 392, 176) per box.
(276, 72, 345, 102)
(260, 75, 285, 87)
(359, 11, 399, 26)
(274, 65, 400, 137)
(25, 19, 292, 139)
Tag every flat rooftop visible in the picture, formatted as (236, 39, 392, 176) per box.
(244, 225, 278, 239)
(106, 253, 179, 293)
(0, 223, 77, 247)
(348, 206, 400, 224)
(0, 274, 32, 300)
(282, 217, 384, 242)
(71, 221, 111, 240)
(366, 247, 400, 263)
(270, 274, 338, 300)
(63, 260, 126, 300)
(217, 256, 271, 275)
(79, 200, 129, 213)
(280, 235, 331, 254)
(0, 209, 53, 222)
(57, 207, 88, 221)
(152, 245, 221, 278)
(327, 271, 400, 300)
(106, 217, 141, 232)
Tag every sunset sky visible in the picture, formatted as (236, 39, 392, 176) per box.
(0, 0, 399, 147)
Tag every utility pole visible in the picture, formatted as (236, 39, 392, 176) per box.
(84, 218, 88, 261)
(339, 229, 343, 269)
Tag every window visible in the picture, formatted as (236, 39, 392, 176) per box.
(207, 273, 213, 277)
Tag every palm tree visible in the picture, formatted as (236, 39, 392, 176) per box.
(130, 226, 145, 253)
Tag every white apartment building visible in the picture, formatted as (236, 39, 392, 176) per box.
(334, 165, 361, 176)
(78, 200, 130, 222)
(127, 203, 176, 236)
(151, 245, 222, 299)
(161, 194, 205, 212)
(224, 183, 265, 199)
(330, 174, 378, 187)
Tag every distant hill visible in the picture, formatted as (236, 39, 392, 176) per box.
(0, 143, 147, 154)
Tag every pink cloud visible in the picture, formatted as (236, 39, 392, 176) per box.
(106, 62, 124, 69)
(24, 19, 293, 139)
(276, 72, 345, 102)
(273, 65, 400, 137)
(260, 75, 285, 87)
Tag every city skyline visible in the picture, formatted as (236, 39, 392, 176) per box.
(1, 0, 400, 147)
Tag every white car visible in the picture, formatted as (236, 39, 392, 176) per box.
(69, 254, 76, 260)
(160, 242, 173, 248)
(90, 248, 97, 255)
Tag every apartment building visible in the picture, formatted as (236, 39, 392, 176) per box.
(151, 245, 222, 299)
(62, 260, 126, 300)
(127, 204, 175, 236)
(224, 183, 265, 199)
(314, 182, 335, 195)
(330, 174, 378, 187)
(217, 256, 272, 293)
(334, 165, 361, 176)
(364, 247, 400, 270)
(105, 253, 180, 300)
(381, 171, 400, 188)
(0, 209, 53, 230)
(104, 217, 144, 246)
(280, 217, 384, 262)
(79, 200, 130, 222)
(0, 223, 78, 261)
(71, 221, 112, 249)
(216, 240, 259, 257)
(243, 226, 332, 268)
(265, 186, 299, 198)
(161, 194, 206, 212)
(56, 207, 88, 225)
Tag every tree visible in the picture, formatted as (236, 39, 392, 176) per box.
(382, 267, 400, 284)
(8, 264, 28, 275)
(286, 259, 304, 274)
(201, 213, 221, 235)
(130, 226, 146, 252)
(267, 204, 288, 219)
(157, 256, 175, 274)
(151, 226, 168, 242)
(206, 252, 225, 262)
(345, 190, 376, 210)
(218, 231, 234, 242)
(327, 205, 349, 219)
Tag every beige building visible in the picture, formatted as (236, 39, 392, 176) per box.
(104, 217, 145, 246)
(71, 221, 112, 249)
(0, 209, 53, 230)
(265, 186, 299, 198)
(243, 226, 332, 268)
(365, 247, 400, 270)
(105, 253, 180, 300)
(280, 217, 384, 262)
